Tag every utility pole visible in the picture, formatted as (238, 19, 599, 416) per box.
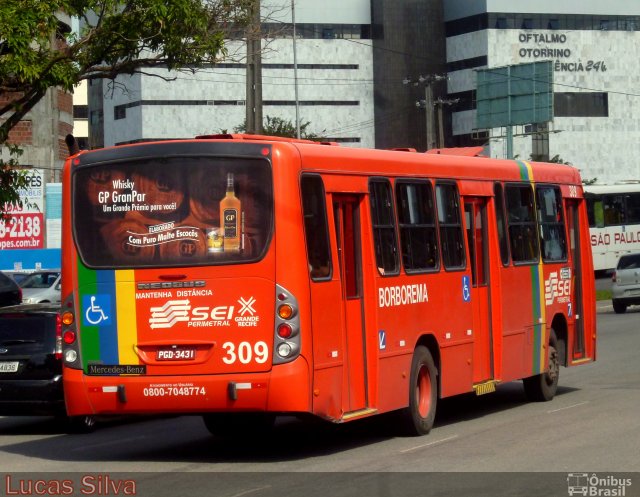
(434, 97, 459, 148)
(404, 74, 447, 151)
(246, 0, 263, 134)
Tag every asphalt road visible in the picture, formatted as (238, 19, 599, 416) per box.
(0, 305, 638, 496)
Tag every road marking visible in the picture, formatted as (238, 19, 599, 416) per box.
(230, 486, 271, 497)
(547, 401, 589, 413)
(399, 434, 458, 453)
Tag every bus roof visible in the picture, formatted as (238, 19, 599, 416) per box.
(67, 133, 584, 187)
(584, 182, 640, 194)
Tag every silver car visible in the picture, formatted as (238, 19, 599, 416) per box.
(611, 253, 640, 314)
(20, 270, 61, 304)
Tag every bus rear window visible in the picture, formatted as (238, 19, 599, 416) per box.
(73, 157, 273, 268)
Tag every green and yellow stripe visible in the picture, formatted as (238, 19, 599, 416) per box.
(115, 269, 139, 365)
(76, 259, 140, 370)
(516, 161, 547, 375)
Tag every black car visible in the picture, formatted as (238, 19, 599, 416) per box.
(0, 272, 22, 308)
(0, 304, 95, 432)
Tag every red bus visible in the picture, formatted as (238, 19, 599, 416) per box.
(61, 134, 596, 436)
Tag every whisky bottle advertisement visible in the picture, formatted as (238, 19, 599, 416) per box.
(219, 172, 241, 253)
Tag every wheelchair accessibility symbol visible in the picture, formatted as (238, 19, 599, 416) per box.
(83, 295, 111, 326)
(462, 276, 471, 302)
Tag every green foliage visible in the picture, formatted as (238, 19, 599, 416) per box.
(0, 0, 252, 142)
(583, 177, 599, 185)
(548, 154, 571, 165)
(234, 116, 323, 140)
(0, 0, 252, 211)
(0, 145, 31, 222)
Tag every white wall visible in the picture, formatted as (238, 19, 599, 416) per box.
(446, 24, 640, 183)
(103, 39, 375, 148)
(444, 0, 640, 21)
(263, 0, 371, 24)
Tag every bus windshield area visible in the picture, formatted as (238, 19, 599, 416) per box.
(72, 156, 273, 268)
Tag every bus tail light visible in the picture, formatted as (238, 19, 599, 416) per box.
(277, 323, 293, 338)
(64, 349, 78, 363)
(55, 314, 63, 360)
(277, 341, 299, 358)
(61, 295, 82, 369)
(278, 304, 295, 320)
(273, 284, 301, 365)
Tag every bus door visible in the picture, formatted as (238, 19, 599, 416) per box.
(464, 197, 494, 383)
(332, 194, 367, 412)
(566, 199, 586, 360)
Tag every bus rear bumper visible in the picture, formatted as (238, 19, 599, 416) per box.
(63, 357, 310, 416)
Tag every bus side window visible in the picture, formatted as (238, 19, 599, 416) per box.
(536, 185, 567, 262)
(369, 178, 399, 276)
(603, 194, 625, 225)
(301, 175, 332, 280)
(593, 200, 605, 228)
(494, 183, 510, 265)
(505, 183, 539, 263)
(395, 180, 439, 272)
(435, 182, 465, 269)
(625, 193, 640, 224)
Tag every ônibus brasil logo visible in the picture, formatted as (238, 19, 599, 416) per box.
(567, 473, 632, 497)
(149, 297, 257, 329)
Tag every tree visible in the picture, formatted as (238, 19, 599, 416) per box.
(0, 146, 31, 222)
(1, 0, 252, 212)
(233, 115, 323, 140)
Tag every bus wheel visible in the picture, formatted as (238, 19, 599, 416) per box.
(523, 330, 559, 402)
(612, 300, 627, 314)
(400, 346, 437, 436)
(202, 413, 275, 438)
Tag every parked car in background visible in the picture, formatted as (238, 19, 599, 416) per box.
(19, 270, 61, 304)
(611, 252, 640, 313)
(0, 272, 22, 308)
(0, 304, 96, 432)
(3, 270, 33, 286)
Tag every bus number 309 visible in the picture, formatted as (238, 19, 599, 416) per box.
(222, 341, 269, 365)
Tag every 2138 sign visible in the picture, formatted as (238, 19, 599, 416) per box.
(0, 213, 44, 249)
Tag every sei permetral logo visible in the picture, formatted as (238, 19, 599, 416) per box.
(544, 270, 572, 305)
(148, 296, 259, 329)
(567, 473, 632, 496)
(149, 299, 191, 329)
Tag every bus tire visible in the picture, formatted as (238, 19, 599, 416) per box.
(612, 300, 627, 314)
(400, 346, 437, 436)
(523, 330, 559, 402)
(202, 412, 275, 438)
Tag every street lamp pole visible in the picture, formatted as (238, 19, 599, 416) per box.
(292, 0, 301, 139)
